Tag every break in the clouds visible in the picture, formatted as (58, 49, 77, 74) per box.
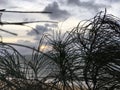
(44, 2, 70, 20)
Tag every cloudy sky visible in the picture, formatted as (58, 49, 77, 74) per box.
(0, 0, 120, 54)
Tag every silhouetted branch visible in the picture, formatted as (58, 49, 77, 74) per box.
(0, 21, 58, 25)
(0, 28, 17, 36)
(0, 9, 52, 14)
(0, 9, 57, 36)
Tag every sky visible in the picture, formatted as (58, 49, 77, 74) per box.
(0, 0, 120, 54)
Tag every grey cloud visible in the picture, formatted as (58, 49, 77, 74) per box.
(7, 6, 20, 9)
(67, 0, 109, 12)
(67, 0, 80, 5)
(107, 0, 120, 2)
(15, 40, 38, 55)
(80, 1, 106, 11)
(17, 40, 38, 47)
(21, 0, 38, 2)
(34, 35, 43, 41)
(0, 0, 20, 10)
(0, 0, 7, 4)
(27, 24, 54, 36)
(0, 0, 9, 8)
(45, 23, 58, 27)
(27, 24, 57, 41)
(44, 2, 70, 20)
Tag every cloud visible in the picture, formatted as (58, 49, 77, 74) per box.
(0, 0, 10, 8)
(45, 23, 58, 28)
(107, 0, 120, 3)
(17, 40, 34, 45)
(0, 0, 7, 4)
(27, 24, 55, 36)
(67, 0, 109, 12)
(15, 40, 38, 55)
(21, 0, 37, 2)
(44, 2, 70, 20)
(27, 23, 57, 40)
(67, 0, 80, 5)
(0, 0, 21, 11)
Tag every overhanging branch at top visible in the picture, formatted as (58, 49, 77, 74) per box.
(0, 9, 58, 36)
(0, 9, 52, 14)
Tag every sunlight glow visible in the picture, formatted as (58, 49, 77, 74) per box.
(39, 45, 48, 51)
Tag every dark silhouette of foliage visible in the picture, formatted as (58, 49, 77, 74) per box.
(0, 9, 120, 90)
(44, 31, 79, 90)
(72, 10, 120, 90)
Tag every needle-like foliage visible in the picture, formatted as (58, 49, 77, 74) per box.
(72, 10, 120, 90)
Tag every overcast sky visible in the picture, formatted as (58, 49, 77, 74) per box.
(0, 0, 120, 54)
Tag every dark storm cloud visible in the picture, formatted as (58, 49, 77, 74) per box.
(44, 2, 70, 20)
(67, 0, 108, 12)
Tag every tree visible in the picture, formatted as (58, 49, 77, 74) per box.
(44, 31, 79, 90)
(72, 10, 120, 90)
